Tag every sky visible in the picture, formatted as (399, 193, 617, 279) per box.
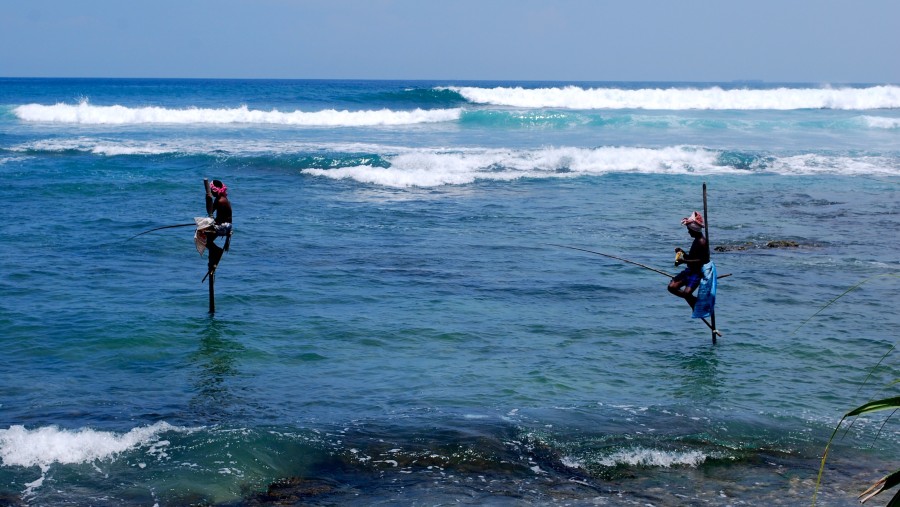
(1, 0, 898, 83)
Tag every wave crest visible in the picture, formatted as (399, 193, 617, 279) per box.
(446, 85, 900, 110)
(0, 422, 190, 469)
(13, 101, 461, 126)
(303, 146, 731, 187)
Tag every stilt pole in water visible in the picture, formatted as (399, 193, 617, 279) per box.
(703, 183, 717, 344)
(204, 178, 216, 314)
(209, 271, 216, 314)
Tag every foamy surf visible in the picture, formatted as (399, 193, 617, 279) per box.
(446, 84, 900, 110)
(596, 446, 709, 468)
(0, 422, 192, 497)
(12, 137, 899, 185)
(861, 115, 900, 128)
(13, 101, 462, 126)
(301, 146, 900, 187)
(301, 146, 732, 187)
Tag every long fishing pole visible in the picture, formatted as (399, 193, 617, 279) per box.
(545, 243, 676, 278)
(126, 223, 196, 241)
(546, 243, 724, 337)
(546, 243, 731, 280)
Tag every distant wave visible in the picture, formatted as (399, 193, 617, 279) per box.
(13, 101, 462, 126)
(366, 87, 467, 108)
(461, 110, 900, 131)
(445, 85, 900, 110)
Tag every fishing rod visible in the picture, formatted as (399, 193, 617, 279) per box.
(545, 243, 676, 278)
(126, 223, 197, 241)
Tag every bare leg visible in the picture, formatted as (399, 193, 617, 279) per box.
(207, 241, 223, 272)
(668, 280, 698, 308)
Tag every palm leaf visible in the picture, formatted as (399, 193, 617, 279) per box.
(887, 488, 900, 507)
(845, 397, 900, 418)
(814, 396, 900, 505)
(860, 470, 900, 503)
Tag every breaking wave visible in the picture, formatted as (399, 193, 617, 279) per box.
(9, 138, 898, 187)
(445, 84, 900, 110)
(0, 422, 193, 498)
(13, 101, 462, 126)
(0, 422, 186, 470)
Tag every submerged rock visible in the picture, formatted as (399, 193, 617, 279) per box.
(765, 240, 800, 248)
(715, 240, 803, 252)
(0, 492, 24, 507)
(245, 477, 338, 506)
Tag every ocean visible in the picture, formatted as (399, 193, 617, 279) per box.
(1, 78, 899, 506)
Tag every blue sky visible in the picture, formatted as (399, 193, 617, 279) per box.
(2, 0, 898, 83)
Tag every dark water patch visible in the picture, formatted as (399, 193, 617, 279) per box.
(715, 239, 815, 252)
(779, 193, 845, 208)
(243, 477, 344, 505)
(360, 86, 467, 109)
(208, 411, 890, 506)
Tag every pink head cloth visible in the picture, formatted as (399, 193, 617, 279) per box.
(210, 182, 227, 197)
(681, 211, 704, 232)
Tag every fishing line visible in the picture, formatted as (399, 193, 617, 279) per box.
(126, 223, 197, 241)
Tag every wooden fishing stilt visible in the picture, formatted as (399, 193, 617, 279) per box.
(204, 178, 215, 314)
(209, 270, 216, 314)
(703, 182, 717, 344)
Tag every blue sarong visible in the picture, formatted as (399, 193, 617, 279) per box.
(691, 262, 717, 319)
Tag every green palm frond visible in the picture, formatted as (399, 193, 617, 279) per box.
(859, 470, 900, 504)
(815, 396, 900, 506)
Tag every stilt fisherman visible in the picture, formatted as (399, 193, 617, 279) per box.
(195, 179, 232, 275)
(668, 211, 717, 319)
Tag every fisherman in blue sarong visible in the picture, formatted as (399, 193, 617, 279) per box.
(668, 211, 716, 318)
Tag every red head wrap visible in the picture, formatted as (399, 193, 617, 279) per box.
(681, 211, 704, 232)
(210, 181, 228, 197)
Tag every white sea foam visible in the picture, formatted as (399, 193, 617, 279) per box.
(446, 85, 900, 110)
(0, 422, 186, 470)
(771, 153, 899, 176)
(13, 101, 461, 126)
(302, 146, 736, 187)
(860, 115, 900, 128)
(598, 447, 708, 468)
(12, 137, 899, 185)
(10, 137, 401, 157)
(301, 146, 899, 187)
(0, 156, 30, 165)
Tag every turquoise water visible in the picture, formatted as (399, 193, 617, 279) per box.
(1, 78, 899, 505)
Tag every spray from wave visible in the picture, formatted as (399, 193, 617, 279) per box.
(445, 85, 900, 110)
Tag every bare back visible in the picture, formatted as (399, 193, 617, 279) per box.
(213, 196, 232, 224)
